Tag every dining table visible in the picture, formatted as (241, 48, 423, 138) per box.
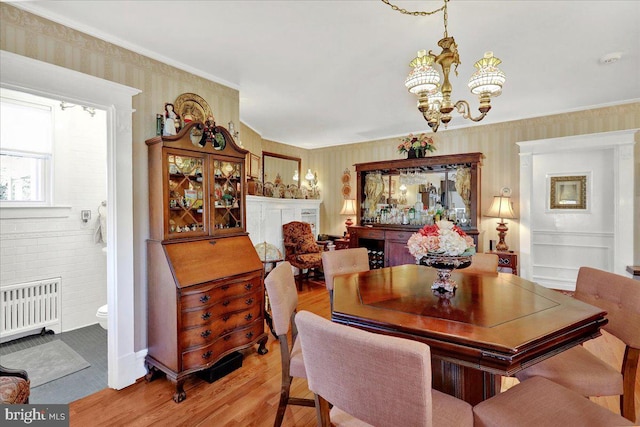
(331, 264, 608, 405)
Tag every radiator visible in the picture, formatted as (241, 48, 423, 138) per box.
(1, 278, 62, 342)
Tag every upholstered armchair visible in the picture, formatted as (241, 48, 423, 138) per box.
(0, 365, 30, 404)
(282, 221, 323, 290)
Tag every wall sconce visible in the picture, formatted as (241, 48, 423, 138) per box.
(340, 199, 357, 237)
(305, 168, 315, 185)
(484, 187, 517, 251)
(292, 169, 299, 182)
(399, 184, 408, 204)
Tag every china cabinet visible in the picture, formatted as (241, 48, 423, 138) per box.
(348, 153, 482, 268)
(145, 122, 267, 403)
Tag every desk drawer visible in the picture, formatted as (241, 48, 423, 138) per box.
(182, 321, 264, 371)
(182, 290, 261, 328)
(181, 305, 262, 349)
(385, 230, 414, 241)
(181, 277, 260, 309)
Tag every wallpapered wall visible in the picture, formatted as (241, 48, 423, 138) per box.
(2, 4, 639, 353)
(314, 105, 640, 255)
(0, 3, 242, 350)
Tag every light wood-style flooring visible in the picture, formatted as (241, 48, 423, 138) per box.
(69, 281, 639, 426)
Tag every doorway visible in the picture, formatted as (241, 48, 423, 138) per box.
(1, 50, 141, 389)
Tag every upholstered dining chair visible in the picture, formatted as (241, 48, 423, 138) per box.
(473, 376, 635, 426)
(321, 247, 369, 308)
(282, 221, 323, 290)
(0, 365, 30, 404)
(264, 261, 314, 427)
(295, 310, 474, 427)
(515, 266, 640, 422)
(463, 253, 499, 274)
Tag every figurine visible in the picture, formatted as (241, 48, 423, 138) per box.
(163, 103, 180, 136)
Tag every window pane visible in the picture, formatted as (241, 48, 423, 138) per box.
(0, 153, 46, 202)
(0, 98, 53, 153)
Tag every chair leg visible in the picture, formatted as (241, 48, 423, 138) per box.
(621, 346, 639, 422)
(314, 394, 332, 427)
(274, 374, 292, 427)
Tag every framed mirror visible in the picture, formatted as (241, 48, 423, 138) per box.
(262, 151, 301, 188)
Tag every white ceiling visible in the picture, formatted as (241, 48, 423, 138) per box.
(15, 1, 640, 149)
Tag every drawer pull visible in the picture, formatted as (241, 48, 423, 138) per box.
(201, 330, 212, 339)
(244, 283, 253, 290)
(221, 285, 230, 291)
(202, 350, 213, 359)
(223, 335, 231, 341)
(199, 295, 210, 303)
(246, 332, 254, 339)
(222, 300, 230, 307)
(245, 298, 254, 305)
(244, 313, 253, 321)
(222, 314, 230, 322)
(201, 312, 212, 320)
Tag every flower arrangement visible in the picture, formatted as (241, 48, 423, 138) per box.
(407, 220, 476, 259)
(397, 133, 436, 156)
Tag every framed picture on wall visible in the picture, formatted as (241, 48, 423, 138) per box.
(249, 153, 260, 179)
(549, 175, 587, 210)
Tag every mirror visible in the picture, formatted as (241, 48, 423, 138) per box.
(262, 151, 301, 188)
(364, 166, 471, 226)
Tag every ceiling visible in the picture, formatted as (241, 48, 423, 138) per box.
(15, 1, 640, 149)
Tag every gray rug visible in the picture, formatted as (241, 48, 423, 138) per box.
(1, 340, 90, 387)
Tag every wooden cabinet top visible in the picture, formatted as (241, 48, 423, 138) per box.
(354, 152, 483, 173)
(146, 121, 248, 160)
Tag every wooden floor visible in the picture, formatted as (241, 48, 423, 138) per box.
(69, 280, 639, 426)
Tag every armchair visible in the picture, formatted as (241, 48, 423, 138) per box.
(0, 365, 30, 404)
(282, 221, 323, 290)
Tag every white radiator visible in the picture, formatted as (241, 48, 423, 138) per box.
(1, 278, 62, 343)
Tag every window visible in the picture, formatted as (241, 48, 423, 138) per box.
(0, 91, 54, 205)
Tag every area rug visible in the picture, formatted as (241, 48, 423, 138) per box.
(1, 340, 90, 387)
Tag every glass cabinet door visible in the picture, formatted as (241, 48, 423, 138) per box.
(167, 153, 207, 237)
(212, 159, 243, 234)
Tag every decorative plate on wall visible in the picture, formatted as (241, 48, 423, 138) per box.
(174, 93, 214, 127)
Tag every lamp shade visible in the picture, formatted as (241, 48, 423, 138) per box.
(340, 199, 357, 216)
(305, 169, 315, 181)
(485, 196, 516, 220)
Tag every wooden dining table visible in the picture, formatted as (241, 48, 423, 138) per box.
(331, 264, 608, 405)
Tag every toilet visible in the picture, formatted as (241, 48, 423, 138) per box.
(96, 304, 108, 330)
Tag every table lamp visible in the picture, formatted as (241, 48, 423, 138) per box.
(340, 199, 357, 238)
(484, 188, 517, 251)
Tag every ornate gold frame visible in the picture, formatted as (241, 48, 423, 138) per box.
(550, 175, 587, 209)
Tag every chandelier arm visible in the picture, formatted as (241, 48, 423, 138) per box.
(453, 100, 489, 122)
(380, 0, 446, 17)
(422, 111, 441, 132)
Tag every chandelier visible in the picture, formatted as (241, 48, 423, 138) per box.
(383, 0, 506, 132)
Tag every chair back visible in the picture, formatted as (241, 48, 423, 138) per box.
(264, 261, 298, 337)
(296, 310, 433, 427)
(282, 221, 321, 259)
(321, 247, 369, 291)
(464, 253, 499, 274)
(575, 267, 640, 348)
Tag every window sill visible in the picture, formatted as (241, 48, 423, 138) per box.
(0, 205, 73, 219)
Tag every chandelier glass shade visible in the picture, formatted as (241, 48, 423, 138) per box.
(398, 0, 506, 132)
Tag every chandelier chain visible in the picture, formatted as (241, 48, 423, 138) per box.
(380, 0, 446, 17)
